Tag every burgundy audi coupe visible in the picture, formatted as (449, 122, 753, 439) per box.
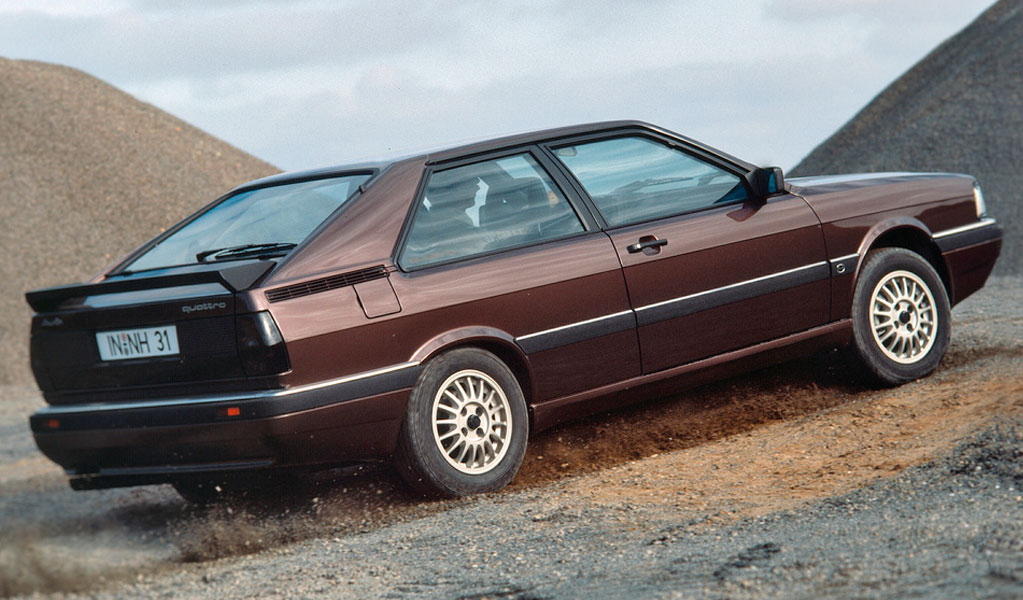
(26, 121, 1002, 501)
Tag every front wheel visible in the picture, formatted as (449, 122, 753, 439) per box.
(395, 348, 528, 497)
(850, 248, 950, 386)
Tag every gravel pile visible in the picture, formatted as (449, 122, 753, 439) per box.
(792, 0, 1023, 275)
(0, 57, 278, 385)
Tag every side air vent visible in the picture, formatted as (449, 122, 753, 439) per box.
(265, 265, 388, 303)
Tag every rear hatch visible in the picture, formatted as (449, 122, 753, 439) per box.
(27, 260, 278, 405)
(26, 170, 378, 405)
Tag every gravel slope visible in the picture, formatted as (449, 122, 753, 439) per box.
(107, 420, 1023, 600)
(791, 0, 1023, 275)
(0, 57, 279, 385)
(1, 276, 1020, 598)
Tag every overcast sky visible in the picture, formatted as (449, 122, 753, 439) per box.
(0, 0, 995, 171)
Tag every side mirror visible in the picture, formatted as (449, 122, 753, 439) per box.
(747, 166, 785, 202)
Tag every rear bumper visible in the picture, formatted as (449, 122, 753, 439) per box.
(30, 363, 420, 488)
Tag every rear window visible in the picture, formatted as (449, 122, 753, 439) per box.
(399, 153, 584, 269)
(125, 174, 371, 272)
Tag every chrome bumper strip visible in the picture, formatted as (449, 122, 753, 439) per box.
(634, 261, 829, 314)
(829, 253, 860, 265)
(517, 310, 634, 342)
(36, 361, 422, 415)
(933, 217, 997, 239)
(515, 260, 831, 350)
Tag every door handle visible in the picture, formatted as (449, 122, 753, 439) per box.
(626, 237, 668, 254)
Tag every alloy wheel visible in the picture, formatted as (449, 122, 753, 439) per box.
(869, 269, 937, 364)
(431, 369, 513, 474)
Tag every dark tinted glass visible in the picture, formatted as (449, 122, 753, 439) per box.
(554, 136, 747, 227)
(127, 174, 371, 272)
(401, 153, 584, 269)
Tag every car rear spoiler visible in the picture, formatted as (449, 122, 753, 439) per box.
(25, 261, 275, 313)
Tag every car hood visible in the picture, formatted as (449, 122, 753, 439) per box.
(787, 171, 951, 192)
(786, 172, 975, 224)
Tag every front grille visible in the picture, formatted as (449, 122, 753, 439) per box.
(265, 265, 388, 303)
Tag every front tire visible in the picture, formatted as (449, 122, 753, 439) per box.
(850, 248, 950, 386)
(395, 348, 528, 497)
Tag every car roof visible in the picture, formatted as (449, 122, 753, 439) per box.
(230, 160, 392, 194)
(231, 120, 756, 194)
(419, 119, 751, 169)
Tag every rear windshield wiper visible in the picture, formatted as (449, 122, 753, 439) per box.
(196, 242, 297, 262)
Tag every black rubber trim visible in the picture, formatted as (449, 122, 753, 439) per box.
(936, 222, 1003, 253)
(265, 265, 388, 303)
(517, 311, 636, 354)
(25, 261, 275, 313)
(30, 365, 422, 432)
(635, 262, 831, 327)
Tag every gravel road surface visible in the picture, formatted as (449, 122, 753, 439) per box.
(1, 276, 1020, 598)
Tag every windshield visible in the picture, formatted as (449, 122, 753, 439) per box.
(125, 173, 372, 272)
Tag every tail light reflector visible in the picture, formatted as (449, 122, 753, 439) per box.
(235, 312, 290, 377)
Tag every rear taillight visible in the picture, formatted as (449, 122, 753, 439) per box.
(235, 312, 290, 376)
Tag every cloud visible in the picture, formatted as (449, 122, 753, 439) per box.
(0, 2, 461, 82)
(765, 0, 996, 61)
(0, 0, 126, 16)
(0, 0, 996, 171)
(133, 50, 883, 172)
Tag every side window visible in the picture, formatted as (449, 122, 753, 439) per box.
(400, 152, 585, 269)
(553, 136, 748, 227)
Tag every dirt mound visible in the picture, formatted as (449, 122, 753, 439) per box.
(0, 58, 279, 385)
(791, 0, 1023, 274)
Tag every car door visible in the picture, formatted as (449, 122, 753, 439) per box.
(390, 147, 641, 401)
(547, 133, 829, 374)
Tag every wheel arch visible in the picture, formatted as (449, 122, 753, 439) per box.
(856, 219, 951, 299)
(410, 328, 535, 408)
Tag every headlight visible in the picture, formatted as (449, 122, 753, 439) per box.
(973, 182, 987, 218)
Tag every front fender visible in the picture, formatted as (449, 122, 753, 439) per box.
(853, 216, 934, 281)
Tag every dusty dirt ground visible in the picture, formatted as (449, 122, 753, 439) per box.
(0, 277, 1020, 598)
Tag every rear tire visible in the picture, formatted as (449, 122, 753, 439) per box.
(395, 348, 528, 497)
(850, 248, 950, 386)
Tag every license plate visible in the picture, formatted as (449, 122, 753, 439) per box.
(96, 326, 179, 361)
